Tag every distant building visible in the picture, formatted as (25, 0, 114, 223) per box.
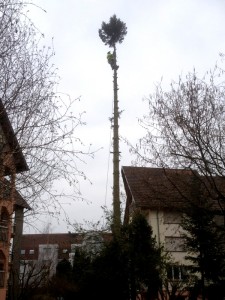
(19, 231, 112, 282)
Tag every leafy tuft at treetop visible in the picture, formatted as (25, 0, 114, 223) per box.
(99, 14, 127, 48)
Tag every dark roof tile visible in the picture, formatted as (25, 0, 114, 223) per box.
(122, 166, 225, 212)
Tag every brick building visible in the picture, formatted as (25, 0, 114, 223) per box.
(19, 231, 112, 282)
(0, 100, 28, 299)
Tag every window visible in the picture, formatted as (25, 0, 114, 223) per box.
(0, 207, 8, 242)
(69, 252, 75, 266)
(0, 263, 4, 287)
(21, 250, 25, 255)
(164, 211, 182, 224)
(165, 237, 186, 252)
(20, 260, 34, 268)
(214, 214, 224, 226)
(71, 244, 81, 253)
(167, 265, 189, 280)
(43, 247, 52, 256)
(29, 250, 34, 255)
(0, 225, 7, 242)
(0, 251, 5, 288)
(27, 260, 34, 267)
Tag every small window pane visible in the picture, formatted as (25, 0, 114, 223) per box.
(43, 248, 51, 256)
(167, 265, 188, 281)
(164, 212, 182, 224)
(173, 266, 180, 279)
(165, 237, 186, 252)
(0, 226, 8, 242)
(167, 265, 173, 279)
(0, 263, 4, 287)
(0, 271, 4, 287)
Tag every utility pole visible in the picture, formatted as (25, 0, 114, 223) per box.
(99, 15, 127, 236)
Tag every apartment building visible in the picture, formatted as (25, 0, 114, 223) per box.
(19, 231, 112, 280)
(122, 166, 224, 281)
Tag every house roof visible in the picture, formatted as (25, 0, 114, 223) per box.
(122, 166, 195, 210)
(0, 100, 28, 174)
(122, 166, 225, 219)
(14, 188, 31, 210)
(0, 178, 31, 209)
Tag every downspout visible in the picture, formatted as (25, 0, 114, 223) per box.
(156, 210, 161, 246)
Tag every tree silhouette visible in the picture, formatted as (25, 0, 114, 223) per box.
(182, 200, 225, 300)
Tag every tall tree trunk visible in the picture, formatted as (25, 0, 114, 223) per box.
(112, 45, 121, 236)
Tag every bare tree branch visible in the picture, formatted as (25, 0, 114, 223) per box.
(0, 0, 94, 226)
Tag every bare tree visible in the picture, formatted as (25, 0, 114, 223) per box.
(0, 0, 92, 223)
(125, 61, 225, 299)
(15, 258, 55, 300)
(130, 63, 225, 216)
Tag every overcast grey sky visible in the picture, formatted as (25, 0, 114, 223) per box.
(26, 0, 225, 233)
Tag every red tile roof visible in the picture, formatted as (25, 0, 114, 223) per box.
(122, 166, 195, 209)
(14, 189, 31, 210)
(122, 166, 225, 219)
(0, 100, 28, 174)
(1, 179, 31, 209)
